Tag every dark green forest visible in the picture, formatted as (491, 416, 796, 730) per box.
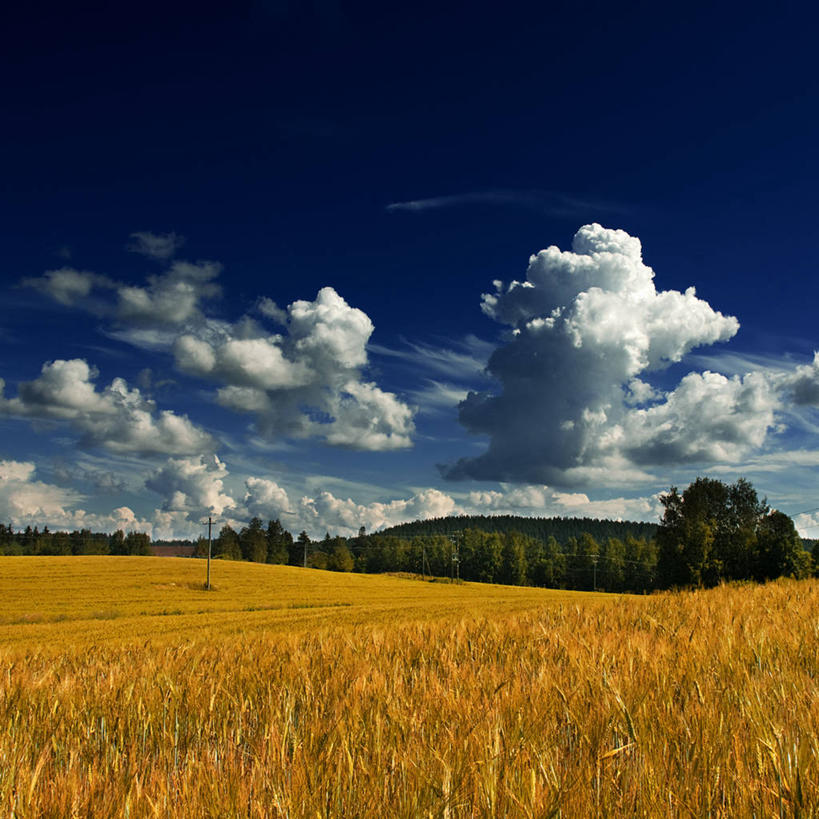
(1, 478, 816, 592)
(380, 515, 659, 545)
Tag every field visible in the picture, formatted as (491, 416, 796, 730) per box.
(1, 558, 818, 816)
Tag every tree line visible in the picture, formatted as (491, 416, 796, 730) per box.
(1, 477, 816, 592)
(381, 514, 658, 545)
(196, 519, 657, 591)
(0, 525, 150, 556)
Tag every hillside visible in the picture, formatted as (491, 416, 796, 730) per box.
(379, 513, 659, 543)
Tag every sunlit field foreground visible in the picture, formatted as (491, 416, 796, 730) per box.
(1, 558, 818, 816)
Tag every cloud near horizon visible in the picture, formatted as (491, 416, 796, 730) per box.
(0, 456, 672, 540)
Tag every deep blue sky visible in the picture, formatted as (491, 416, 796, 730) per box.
(3, 0, 819, 538)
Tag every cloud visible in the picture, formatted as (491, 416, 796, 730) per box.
(621, 370, 778, 464)
(297, 487, 456, 536)
(244, 477, 291, 519)
(127, 231, 185, 260)
(25, 243, 415, 452)
(0, 459, 154, 534)
(22, 268, 114, 307)
(444, 224, 753, 485)
(370, 335, 495, 380)
(466, 484, 663, 522)
(116, 260, 222, 326)
(0, 359, 215, 455)
(0, 460, 76, 521)
(407, 380, 470, 414)
(781, 352, 819, 406)
(52, 459, 128, 493)
(386, 190, 625, 216)
(177, 287, 415, 450)
(26, 254, 221, 329)
(146, 455, 236, 518)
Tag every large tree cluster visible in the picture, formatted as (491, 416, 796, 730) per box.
(656, 477, 810, 587)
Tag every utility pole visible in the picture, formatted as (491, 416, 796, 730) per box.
(449, 532, 460, 583)
(592, 554, 598, 592)
(206, 515, 212, 591)
(303, 537, 308, 568)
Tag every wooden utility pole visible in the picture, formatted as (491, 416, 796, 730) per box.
(449, 532, 460, 583)
(206, 515, 213, 590)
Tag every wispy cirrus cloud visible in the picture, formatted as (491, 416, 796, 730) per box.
(386, 189, 626, 217)
(369, 335, 495, 380)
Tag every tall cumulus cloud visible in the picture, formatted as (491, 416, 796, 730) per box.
(443, 224, 773, 485)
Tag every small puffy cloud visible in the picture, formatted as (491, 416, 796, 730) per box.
(321, 381, 415, 450)
(298, 487, 456, 536)
(288, 286, 372, 370)
(146, 455, 236, 517)
(127, 231, 185, 260)
(25, 256, 219, 330)
(22, 268, 113, 307)
(445, 224, 752, 485)
(781, 352, 819, 406)
(175, 334, 312, 388)
(244, 477, 291, 519)
(116, 260, 222, 326)
(0, 359, 215, 455)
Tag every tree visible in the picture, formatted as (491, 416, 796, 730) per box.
(240, 518, 267, 562)
(574, 533, 600, 591)
(657, 477, 800, 588)
(624, 536, 656, 592)
(499, 533, 527, 586)
(755, 510, 811, 580)
(527, 535, 565, 588)
(109, 529, 126, 555)
(124, 531, 151, 555)
(193, 536, 209, 558)
(327, 538, 354, 572)
(215, 525, 241, 560)
(266, 519, 291, 564)
(600, 537, 626, 592)
(657, 481, 723, 588)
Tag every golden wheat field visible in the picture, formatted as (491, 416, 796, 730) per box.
(1, 557, 818, 817)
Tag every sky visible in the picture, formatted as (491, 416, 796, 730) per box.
(2, 0, 819, 540)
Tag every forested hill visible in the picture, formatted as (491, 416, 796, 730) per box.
(379, 515, 659, 544)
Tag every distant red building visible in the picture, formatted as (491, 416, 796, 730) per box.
(150, 544, 196, 558)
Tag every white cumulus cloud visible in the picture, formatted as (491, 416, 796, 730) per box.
(297, 487, 456, 536)
(0, 459, 154, 534)
(0, 359, 214, 455)
(24, 242, 415, 453)
(146, 455, 236, 519)
(445, 224, 752, 484)
(176, 287, 415, 451)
